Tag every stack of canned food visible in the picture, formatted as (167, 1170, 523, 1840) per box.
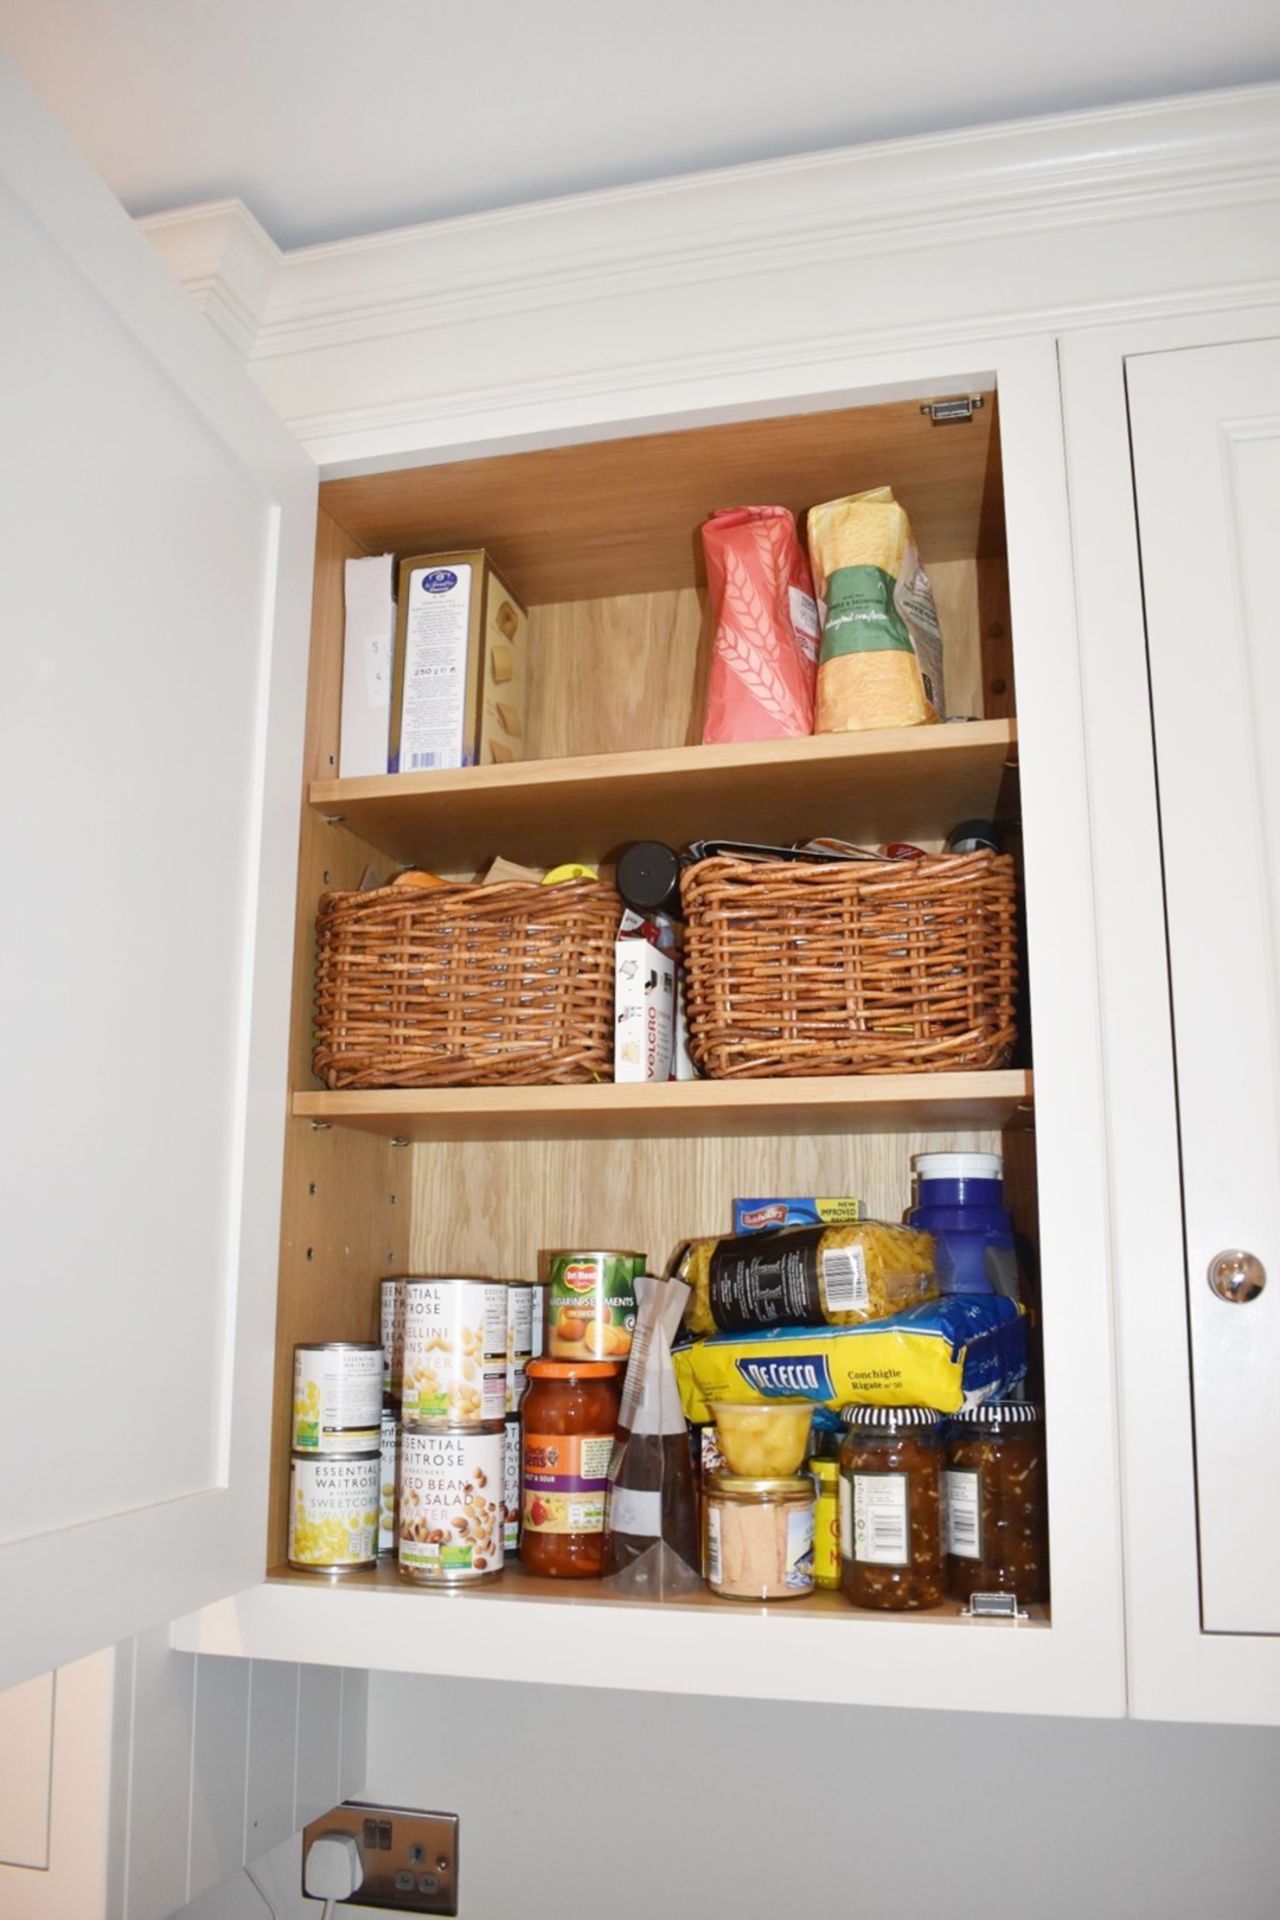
(287, 1250, 646, 1586)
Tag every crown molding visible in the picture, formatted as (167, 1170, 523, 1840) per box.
(139, 84, 1280, 465)
(139, 198, 281, 357)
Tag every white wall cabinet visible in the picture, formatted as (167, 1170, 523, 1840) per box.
(5, 53, 1280, 1860)
(1064, 315, 1280, 1723)
(1129, 338, 1280, 1637)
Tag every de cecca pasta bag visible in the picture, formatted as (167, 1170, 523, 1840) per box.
(701, 506, 819, 742)
(807, 487, 945, 732)
(672, 1295, 1026, 1422)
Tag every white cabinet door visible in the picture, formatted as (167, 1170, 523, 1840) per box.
(1128, 337, 1280, 1635)
(0, 57, 316, 1687)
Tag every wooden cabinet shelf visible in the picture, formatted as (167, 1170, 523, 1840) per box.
(293, 1070, 1033, 1142)
(308, 718, 1017, 872)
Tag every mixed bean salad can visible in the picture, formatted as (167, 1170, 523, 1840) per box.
(397, 1423, 504, 1584)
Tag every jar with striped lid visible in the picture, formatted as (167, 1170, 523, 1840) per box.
(944, 1402, 1047, 1606)
(837, 1405, 944, 1611)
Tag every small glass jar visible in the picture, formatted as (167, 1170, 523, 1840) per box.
(838, 1406, 944, 1610)
(705, 1475, 815, 1600)
(944, 1402, 1048, 1605)
(520, 1360, 620, 1578)
(808, 1457, 841, 1589)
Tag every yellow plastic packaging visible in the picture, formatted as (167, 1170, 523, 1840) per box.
(807, 487, 945, 732)
(677, 1221, 936, 1338)
(672, 1296, 1028, 1423)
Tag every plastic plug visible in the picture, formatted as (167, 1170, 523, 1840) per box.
(303, 1831, 364, 1903)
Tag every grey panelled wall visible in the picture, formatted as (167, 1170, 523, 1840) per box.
(112, 1632, 366, 1920)
(173, 1677, 1280, 1920)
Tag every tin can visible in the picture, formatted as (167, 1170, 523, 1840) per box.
(378, 1406, 401, 1555)
(530, 1283, 546, 1358)
(292, 1343, 382, 1454)
(503, 1413, 521, 1555)
(505, 1280, 535, 1413)
(288, 1451, 379, 1573)
(380, 1278, 405, 1403)
(402, 1278, 507, 1425)
(540, 1249, 645, 1360)
(397, 1424, 504, 1584)
(809, 1456, 841, 1589)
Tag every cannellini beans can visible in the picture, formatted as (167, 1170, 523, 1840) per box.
(288, 1451, 379, 1574)
(402, 1278, 507, 1425)
(397, 1424, 505, 1584)
(378, 1406, 401, 1555)
(505, 1280, 534, 1413)
(380, 1279, 405, 1403)
(292, 1342, 382, 1453)
(503, 1413, 521, 1555)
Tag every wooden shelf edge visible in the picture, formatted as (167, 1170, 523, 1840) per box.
(310, 718, 1018, 813)
(292, 1070, 1034, 1141)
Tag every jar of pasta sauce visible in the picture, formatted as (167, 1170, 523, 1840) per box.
(838, 1406, 944, 1610)
(944, 1402, 1047, 1605)
(520, 1360, 620, 1578)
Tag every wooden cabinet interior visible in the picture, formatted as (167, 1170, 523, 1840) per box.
(267, 386, 1039, 1597)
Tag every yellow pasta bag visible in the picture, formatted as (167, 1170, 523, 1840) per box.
(675, 1221, 936, 1338)
(806, 487, 945, 732)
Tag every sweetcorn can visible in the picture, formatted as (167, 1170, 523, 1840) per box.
(378, 1406, 401, 1555)
(397, 1423, 504, 1584)
(292, 1342, 382, 1454)
(402, 1278, 507, 1425)
(380, 1279, 405, 1403)
(503, 1413, 521, 1555)
(288, 1451, 379, 1574)
(540, 1250, 644, 1360)
(506, 1280, 535, 1412)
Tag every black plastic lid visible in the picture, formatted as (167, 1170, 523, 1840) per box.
(617, 841, 683, 916)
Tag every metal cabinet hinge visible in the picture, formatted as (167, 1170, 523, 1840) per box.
(920, 396, 984, 425)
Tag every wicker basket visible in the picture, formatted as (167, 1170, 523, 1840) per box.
(313, 879, 620, 1089)
(681, 851, 1018, 1078)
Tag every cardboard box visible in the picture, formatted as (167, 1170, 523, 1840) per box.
(339, 553, 395, 776)
(732, 1198, 866, 1233)
(614, 911, 676, 1083)
(390, 549, 528, 772)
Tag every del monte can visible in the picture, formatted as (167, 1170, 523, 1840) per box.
(540, 1249, 645, 1360)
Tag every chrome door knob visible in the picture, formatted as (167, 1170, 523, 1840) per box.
(1207, 1250, 1266, 1304)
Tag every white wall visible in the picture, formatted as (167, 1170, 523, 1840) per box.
(349, 1679, 1280, 1920)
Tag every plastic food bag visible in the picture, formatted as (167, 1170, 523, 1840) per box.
(672, 1295, 1027, 1421)
(701, 506, 819, 743)
(604, 1275, 701, 1594)
(676, 1221, 936, 1338)
(807, 487, 945, 731)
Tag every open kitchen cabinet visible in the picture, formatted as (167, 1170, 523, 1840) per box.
(176, 343, 1125, 1719)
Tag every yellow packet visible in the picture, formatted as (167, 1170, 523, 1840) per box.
(807, 487, 945, 731)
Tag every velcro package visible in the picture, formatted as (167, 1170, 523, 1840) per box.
(672, 1296, 1026, 1421)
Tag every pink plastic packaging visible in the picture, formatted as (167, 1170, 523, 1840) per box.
(701, 506, 820, 744)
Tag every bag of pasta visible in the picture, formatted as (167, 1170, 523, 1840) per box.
(676, 1221, 936, 1338)
(807, 487, 945, 732)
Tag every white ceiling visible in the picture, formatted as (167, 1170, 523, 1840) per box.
(4, 0, 1279, 250)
